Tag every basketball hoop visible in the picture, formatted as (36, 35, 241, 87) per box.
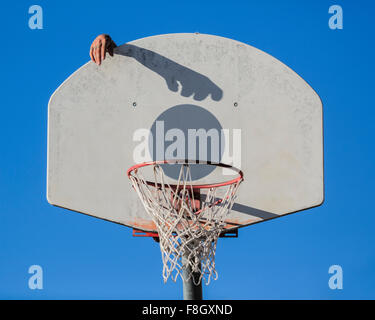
(127, 160, 243, 285)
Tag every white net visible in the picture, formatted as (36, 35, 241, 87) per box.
(128, 161, 242, 285)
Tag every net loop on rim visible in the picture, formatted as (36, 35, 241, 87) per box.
(127, 160, 243, 285)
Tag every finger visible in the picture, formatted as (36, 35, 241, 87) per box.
(108, 43, 113, 57)
(108, 41, 117, 56)
(101, 40, 106, 62)
(94, 43, 102, 65)
(94, 47, 99, 65)
(97, 42, 103, 65)
(90, 45, 95, 63)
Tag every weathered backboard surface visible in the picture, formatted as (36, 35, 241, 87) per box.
(47, 33, 324, 232)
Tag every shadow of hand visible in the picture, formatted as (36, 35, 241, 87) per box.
(115, 44, 223, 102)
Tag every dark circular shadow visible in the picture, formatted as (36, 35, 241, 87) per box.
(149, 104, 224, 180)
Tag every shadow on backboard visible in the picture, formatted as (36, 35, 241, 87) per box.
(114, 44, 279, 221)
(115, 44, 223, 102)
(231, 203, 279, 219)
(199, 194, 279, 219)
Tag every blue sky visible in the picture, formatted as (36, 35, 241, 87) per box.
(0, 0, 374, 299)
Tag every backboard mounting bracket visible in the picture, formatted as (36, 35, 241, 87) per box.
(132, 228, 238, 239)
